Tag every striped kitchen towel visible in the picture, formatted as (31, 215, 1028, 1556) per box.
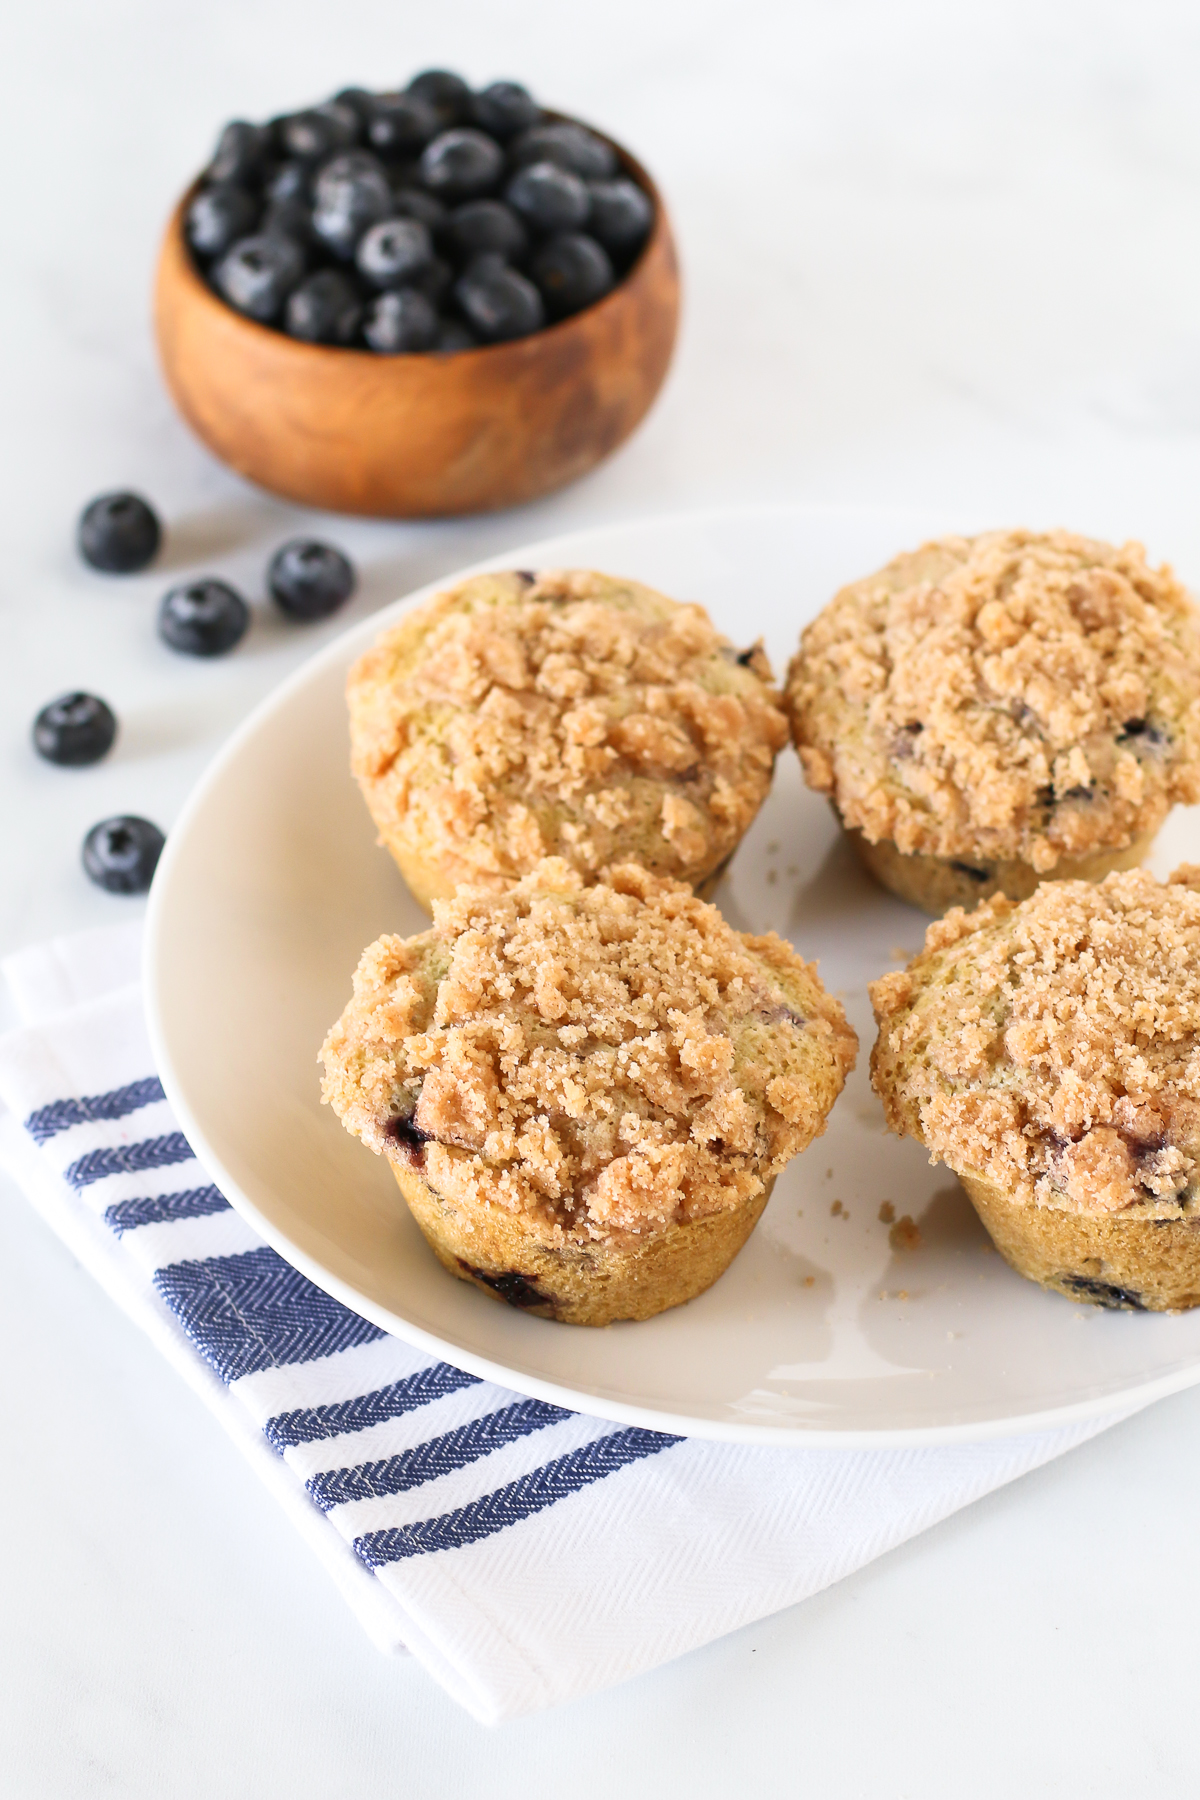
(0, 922, 1135, 1725)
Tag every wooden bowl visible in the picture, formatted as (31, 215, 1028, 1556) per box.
(154, 137, 680, 518)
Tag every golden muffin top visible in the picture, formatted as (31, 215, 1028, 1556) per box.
(348, 568, 787, 897)
(321, 859, 856, 1241)
(787, 530, 1200, 869)
(870, 866, 1200, 1218)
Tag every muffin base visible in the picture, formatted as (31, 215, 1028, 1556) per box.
(386, 839, 457, 915)
(846, 823, 1156, 914)
(959, 1170, 1200, 1312)
(694, 854, 733, 901)
(391, 1158, 773, 1326)
(387, 839, 734, 915)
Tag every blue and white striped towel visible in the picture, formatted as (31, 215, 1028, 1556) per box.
(0, 922, 1137, 1723)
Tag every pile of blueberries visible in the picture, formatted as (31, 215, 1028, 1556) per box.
(186, 71, 655, 350)
(35, 490, 359, 896)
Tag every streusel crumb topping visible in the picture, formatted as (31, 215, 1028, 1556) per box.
(787, 530, 1200, 868)
(321, 859, 856, 1240)
(870, 866, 1200, 1217)
(349, 569, 787, 892)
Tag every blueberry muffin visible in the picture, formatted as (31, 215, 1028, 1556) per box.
(870, 866, 1200, 1311)
(348, 568, 788, 911)
(321, 859, 856, 1325)
(787, 530, 1200, 913)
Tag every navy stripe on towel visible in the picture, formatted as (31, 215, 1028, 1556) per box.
(104, 1185, 230, 1235)
(154, 1246, 385, 1384)
(265, 1362, 481, 1452)
(25, 1077, 165, 1145)
(307, 1398, 570, 1512)
(65, 1131, 194, 1191)
(354, 1427, 681, 1567)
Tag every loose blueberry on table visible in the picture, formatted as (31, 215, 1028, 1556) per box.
(81, 816, 165, 895)
(267, 539, 356, 619)
(158, 578, 250, 656)
(77, 492, 161, 573)
(186, 73, 654, 351)
(32, 693, 118, 766)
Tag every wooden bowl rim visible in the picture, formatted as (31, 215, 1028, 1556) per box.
(161, 120, 674, 371)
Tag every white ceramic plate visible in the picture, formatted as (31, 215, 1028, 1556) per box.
(146, 505, 1200, 1445)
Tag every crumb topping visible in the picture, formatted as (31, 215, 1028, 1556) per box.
(349, 569, 787, 892)
(870, 866, 1200, 1217)
(321, 859, 856, 1240)
(787, 531, 1200, 868)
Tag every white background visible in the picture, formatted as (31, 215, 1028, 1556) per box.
(5, 0, 1200, 1792)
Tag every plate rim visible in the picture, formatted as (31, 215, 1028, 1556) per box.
(144, 501, 1192, 1447)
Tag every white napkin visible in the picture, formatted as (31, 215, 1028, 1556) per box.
(0, 923, 1136, 1725)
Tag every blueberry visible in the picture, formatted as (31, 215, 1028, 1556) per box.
(510, 121, 616, 180)
(158, 579, 249, 656)
(504, 160, 590, 234)
(367, 91, 439, 156)
(531, 232, 613, 316)
(207, 120, 271, 185)
(389, 184, 447, 229)
(82, 816, 165, 895)
(586, 178, 653, 256)
(285, 270, 362, 344)
(267, 539, 356, 619)
(447, 198, 528, 261)
(259, 196, 313, 247)
(264, 160, 310, 204)
(1119, 718, 1168, 750)
(419, 129, 504, 201)
(280, 101, 360, 162)
(470, 81, 540, 140)
(213, 233, 305, 320)
(363, 287, 439, 352)
(385, 157, 423, 192)
(434, 317, 478, 351)
(32, 693, 118, 767)
(407, 254, 453, 306)
(356, 216, 433, 288)
(1061, 1275, 1147, 1310)
(406, 70, 473, 127)
(77, 491, 161, 574)
(333, 87, 375, 125)
(455, 262, 544, 341)
(311, 150, 392, 258)
(186, 184, 259, 259)
(461, 251, 509, 280)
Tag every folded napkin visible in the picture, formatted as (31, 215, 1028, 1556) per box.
(0, 923, 1136, 1724)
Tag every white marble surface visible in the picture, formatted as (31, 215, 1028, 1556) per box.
(6, 0, 1200, 1791)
